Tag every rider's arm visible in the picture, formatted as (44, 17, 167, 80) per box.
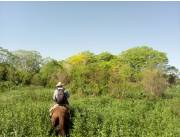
(64, 90, 70, 98)
(53, 90, 57, 101)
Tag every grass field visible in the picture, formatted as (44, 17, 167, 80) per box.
(0, 86, 180, 137)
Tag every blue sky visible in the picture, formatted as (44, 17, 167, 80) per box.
(0, 2, 180, 69)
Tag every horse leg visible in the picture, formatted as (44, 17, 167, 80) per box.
(65, 114, 70, 137)
(48, 116, 56, 135)
(48, 127, 54, 135)
(59, 116, 66, 137)
(49, 116, 59, 136)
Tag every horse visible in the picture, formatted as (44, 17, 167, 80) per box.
(49, 105, 70, 137)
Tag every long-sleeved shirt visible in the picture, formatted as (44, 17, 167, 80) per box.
(53, 88, 69, 102)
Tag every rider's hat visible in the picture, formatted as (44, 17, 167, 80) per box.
(56, 82, 64, 87)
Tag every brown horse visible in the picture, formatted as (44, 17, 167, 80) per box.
(49, 105, 70, 137)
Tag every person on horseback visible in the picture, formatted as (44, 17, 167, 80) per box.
(53, 82, 69, 106)
(49, 82, 71, 136)
(50, 82, 70, 117)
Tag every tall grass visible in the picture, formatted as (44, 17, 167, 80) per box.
(0, 86, 179, 137)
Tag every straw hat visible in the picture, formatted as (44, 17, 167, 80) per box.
(56, 82, 64, 87)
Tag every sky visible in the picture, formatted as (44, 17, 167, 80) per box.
(0, 2, 180, 69)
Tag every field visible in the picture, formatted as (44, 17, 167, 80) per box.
(0, 86, 180, 137)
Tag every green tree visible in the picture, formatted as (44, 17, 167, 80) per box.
(0, 47, 17, 64)
(13, 50, 42, 73)
(108, 62, 134, 98)
(119, 46, 168, 81)
(164, 65, 179, 85)
(96, 52, 115, 62)
(120, 46, 168, 70)
(67, 51, 95, 65)
(39, 60, 61, 86)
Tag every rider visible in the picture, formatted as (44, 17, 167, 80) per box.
(53, 82, 69, 106)
(50, 82, 70, 117)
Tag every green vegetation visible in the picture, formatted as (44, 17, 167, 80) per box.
(0, 86, 179, 137)
(1, 46, 179, 97)
(0, 46, 180, 136)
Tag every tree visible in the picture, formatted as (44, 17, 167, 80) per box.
(164, 65, 179, 85)
(13, 50, 42, 73)
(39, 60, 61, 86)
(96, 52, 115, 62)
(0, 47, 17, 64)
(108, 61, 134, 97)
(119, 46, 168, 81)
(67, 51, 95, 65)
(120, 46, 168, 70)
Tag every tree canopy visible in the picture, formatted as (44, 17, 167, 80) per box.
(0, 46, 179, 96)
(119, 46, 168, 71)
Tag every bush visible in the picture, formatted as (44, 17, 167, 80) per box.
(142, 68, 168, 97)
(31, 74, 43, 86)
(0, 81, 15, 92)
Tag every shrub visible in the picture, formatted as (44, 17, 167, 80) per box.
(0, 81, 15, 92)
(31, 73, 43, 86)
(142, 68, 168, 97)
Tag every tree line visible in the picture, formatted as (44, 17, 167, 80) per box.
(0, 46, 179, 97)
